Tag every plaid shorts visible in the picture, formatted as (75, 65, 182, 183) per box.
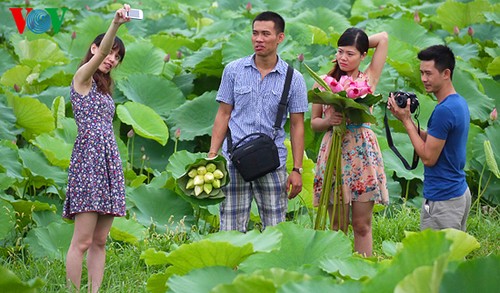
(219, 163, 288, 232)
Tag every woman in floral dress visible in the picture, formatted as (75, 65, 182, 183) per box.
(63, 4, 130, 292)
(311, 28, 389, 257)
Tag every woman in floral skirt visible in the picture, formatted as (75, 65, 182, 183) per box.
(63, 4, 130, 292)
(311, 28, 389, 257)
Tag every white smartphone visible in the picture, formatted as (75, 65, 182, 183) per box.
(126, 9, 143, 20)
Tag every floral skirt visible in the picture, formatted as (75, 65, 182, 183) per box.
(313, 125, 389, 206)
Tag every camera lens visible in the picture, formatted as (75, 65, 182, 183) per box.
(395, 93, 407, 108)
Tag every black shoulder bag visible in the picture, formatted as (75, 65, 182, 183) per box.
(227, 65, 294, 181)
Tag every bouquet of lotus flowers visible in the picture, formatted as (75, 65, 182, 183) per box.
(304, 64, 382, 230)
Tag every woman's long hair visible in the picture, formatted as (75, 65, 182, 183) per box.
(327, 27, 369, 80)
(79, 33, 126, 95)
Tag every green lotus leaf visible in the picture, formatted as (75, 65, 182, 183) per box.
(205, 225, 282, 253)
(0, 142, 24, 181)
(14, 39, 69, 70)
(440, 254, 500, 293)
(320, 256, 378, 280)
(18, 148, 68, 187)
(0, 266, 44, 292)
(0, 200, 16, 241)
(434, 0, 489, 33)
(7, 93, 55, 140)
(0, 47, 16, 76)
(110, 216, 148, 246)
(116, 73, 185, 118)
(167, 266, 238, 293)
(24, 222, 73, 260)
(127, 184, 195, 233)
(487, 56, 500, 77)
(117, 102, 169, 146)
(166, 91, 219, 141)
(239, 222, 352, 274)
(140, 248, 169, 266)
(0, 100, 21, 141)
(10, 198, 57, 229)
(30, 132, 73, 169)
(112, 41, 165, 81)
(183, 44, 224, 77)
(0, 65, 32, 89)
(365, 229, 473, 293)
(164, 239, 254, 276)
(280, 279, 361, 293)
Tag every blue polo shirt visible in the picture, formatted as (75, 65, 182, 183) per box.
(216, 54, 308, 167)
(424, 93, 470, 201)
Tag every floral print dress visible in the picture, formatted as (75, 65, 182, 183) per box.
(313, 75, 389, 206)
(62, 80, 126, 219)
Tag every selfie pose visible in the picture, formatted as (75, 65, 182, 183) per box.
(208, 11, 308, 232)
(311, 28, 389, 257)
(62, 4, 130, 292)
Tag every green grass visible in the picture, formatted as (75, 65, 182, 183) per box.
(2, 205, 498, 292)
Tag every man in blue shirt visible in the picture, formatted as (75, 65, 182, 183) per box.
(208, 11, 308, 232)
(388, 45, 471, 231)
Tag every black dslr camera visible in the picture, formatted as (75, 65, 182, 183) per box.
(392, 91, 419, 113)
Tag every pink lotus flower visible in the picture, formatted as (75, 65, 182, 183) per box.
(323, 76, 344, 93)
(491, 108, 497, 121)
(322, 75, 372, 98)
(414, 10, 420, 23)
(468, 26, 474, 37)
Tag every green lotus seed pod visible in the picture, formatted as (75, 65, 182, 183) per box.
(186, 178, 195, 189)
(188, 168, 198, 178)
(194, 185, 203, 196)
(213, 169, 224, 179)
(206, 163, 217, 173)
(203, 183, 213, 194)
(197, 166, 207, 175)
(204, 172, 214, 183)
(194, 174, 205, 186)
(212, 179, 221, 189)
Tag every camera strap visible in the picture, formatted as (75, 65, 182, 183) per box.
(384, 106, 420, 170)
(226, 65, 294, 153)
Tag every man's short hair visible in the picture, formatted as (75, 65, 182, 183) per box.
(418, 45, 456, 79)
(253, 11, 285, 34)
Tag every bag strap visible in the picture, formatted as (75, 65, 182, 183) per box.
(384, 106, 420, 170)
(227, 65, 294, 152)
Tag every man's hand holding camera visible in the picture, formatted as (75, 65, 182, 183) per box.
(387, 92, 416, 125)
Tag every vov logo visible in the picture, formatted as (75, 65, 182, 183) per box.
(9, 7, 68, 34)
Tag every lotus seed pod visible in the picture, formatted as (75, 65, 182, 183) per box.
(212, 179, 221, 189)
(194, 185, 203, 196)
(188, 168, 198, 178)
(186, 178, 195, 189)
(197, 166, 207, 175)
(203, 183, 213, 194)
(213, 169, 224, 179)
(204, 172, 214, 183)
(206, 163, 217, 173)
(194, 175, 205, 186)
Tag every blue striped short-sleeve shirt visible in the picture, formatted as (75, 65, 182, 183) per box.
(217, 54, 308, 166)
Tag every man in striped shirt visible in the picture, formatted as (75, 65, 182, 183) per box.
(208, 11, 308, 232)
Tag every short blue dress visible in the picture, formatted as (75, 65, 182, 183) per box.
(62, 80, 126, 220)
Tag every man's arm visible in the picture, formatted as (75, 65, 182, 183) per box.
(287, 112, 304, 198)
(388, 97, 444, 167)
(208, 102, 232, 158)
